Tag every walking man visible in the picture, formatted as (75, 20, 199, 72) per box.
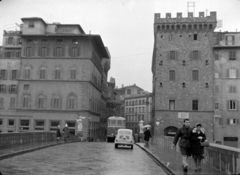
(56, 125, 62, 142)
(144, 127, 152, 147)
(172, 119, 192, 172)
(63, 124, 70, 142)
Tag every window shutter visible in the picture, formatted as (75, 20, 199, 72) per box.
(227, 119, 230, 125)
(175, 51, 179, 60)
(198, 51, 201, 59)
(53, 47, 56, 57)
(23, 47, 26, 57)
(38, 47, 41, 57)
(9, 70, 12, 80)
(225, 36, 228, 45)
(8, 85, 11, 93)
(44, 96, 47, 109)
(69, 47, 72, 57)
(62, 47, 65, 57)
(227, 100, 230, 110)
(47, 47, 50, 57)
(189, 51, 193, 60)
(5, 70, 8, 80)
(232, 36, 235, 45)
(77, 48, 80, 57)
(236, 100, 239, 110)
(31, 47, 34, 57)
(5, 38, 8, 45)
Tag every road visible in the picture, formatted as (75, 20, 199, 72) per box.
(0, 142, 167, 175)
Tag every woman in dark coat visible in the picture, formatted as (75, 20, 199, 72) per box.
(63, 124, 70, 142)
(190, 123, 206, 172)
(144, 127, 152, 147)
(56, 125, 62, 142)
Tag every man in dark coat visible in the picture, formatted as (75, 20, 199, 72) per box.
(144, 127, 152, 147)
(190, 123, 206, 172)
(63, 124, 70, 142)
(56, 125, 62, 142)
(172, 119, 192, 172)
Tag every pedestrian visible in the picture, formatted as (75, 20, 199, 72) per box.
(190, 123, 206, 172)
(139, 120, 144, 143)
(56, 125, 62, 142)
(63, 123, 70, 142)
(144, 127, 152, 147)
(172, 119, 192, 172)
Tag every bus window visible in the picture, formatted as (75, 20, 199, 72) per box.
(111, 120, 116, 126)
(117, 120, 123, 126)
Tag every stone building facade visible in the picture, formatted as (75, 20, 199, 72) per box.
(152, 12, 217, 140)
(214, 32, 240, 147)
(0, 17, 110, 141)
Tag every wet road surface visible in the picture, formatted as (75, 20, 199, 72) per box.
(0, 142, 167, 175)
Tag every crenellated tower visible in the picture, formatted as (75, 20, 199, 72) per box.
(152, 12, 217, 141)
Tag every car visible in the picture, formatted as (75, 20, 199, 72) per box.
(114, 129, 134, 149)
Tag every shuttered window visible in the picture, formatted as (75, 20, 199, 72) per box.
(169, 70, 175, 81)
(192, 70, 199, 81)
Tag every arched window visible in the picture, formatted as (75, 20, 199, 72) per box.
(70, 68, 77, 80)
(54, 67, 61, 80)
(37, 95, 45, 109)
(24, 67, 31, 79)
(67, 94, 77, 110)
(39, 67, 46, 79)
(22, 95, 31, 108)
(157, 25, 160, 32)
(51, 95, 61, 109)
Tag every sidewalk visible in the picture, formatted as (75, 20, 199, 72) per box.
(0, 140, 78, 161)
(136, 142, 227, 175)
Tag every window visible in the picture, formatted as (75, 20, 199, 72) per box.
(56, 39, 63, 44)
(142, 107, 145, 113)
(41, 39, 48, 44)
(142, 99, 145, 104)
(227, 119, 238, 125)
(193, 50, 199, 60)
(29, 21, 34, 28)
(225, 35, 235, 45)
(228, 69, 237, 79)
(24, 68, 31, 79)
(0, 98, 4, 108)
(23, 96, 30, 108)
(27, 39, 33, 44)
(5, 52, 12, 58)
(40, 47, 48, 57)
(72, 39, 79, 44)
(137, 90, 141, 95)
(215, 103, 219, 110)
(127, 89, 131, 95)
(37, 96, 45, 109)
(55, 69, 61, 79)
(56, 47, 63, 57)
(17, 38, 22, 45)
(67, 96, 76, 109)
(71, 47, 79, 57)
(50, 120, 60, 131)
(126, 101, 128, 106)
(169, 100, 175, 110)
(11, 70, 17, 79)
(229, 51, 236, 61)
(0, 70, 7, 79)
(35, 120, 45, 131)
(26, 47, 32, 57)
(70, 69, 76, 80)
(39, 68, 46, 79)
(7, 37, 14, 45)
(192, 100, 198, 111)
(23, 84, 30, 90)
(53, 97, 61, 109)
(19, 120, 30, 131)
(229, 86, 237, 93)
(169, 70, 175, 81)
(170, 51, 176, 60)
(10, 98, 16, 108)
(9, 85, 17, 93)
(0, 85, 7, 93)
(228, 100, 238, 110)
(0, 119, 2, 125)
(8, 119, 15, 126)
(193, 34, 198, 40)
(192, 70, 199, 81)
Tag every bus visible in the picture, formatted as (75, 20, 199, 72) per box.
(107, 116, 126, 142)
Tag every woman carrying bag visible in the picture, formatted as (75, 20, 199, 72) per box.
(189, 123, 206, 172)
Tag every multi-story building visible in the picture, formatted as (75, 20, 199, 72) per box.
(124, 93, 152, 133)
(214, 32, 240, 147)
(152, 12, 217, 140)
(0, 17, 110, 141)
(0, 30, 21, 133)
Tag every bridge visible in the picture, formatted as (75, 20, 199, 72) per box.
(0, 132, 239, 175)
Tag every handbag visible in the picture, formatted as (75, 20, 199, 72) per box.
(200, 140, 210, 147)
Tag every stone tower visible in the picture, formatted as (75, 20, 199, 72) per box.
(152, 12, 217, 141)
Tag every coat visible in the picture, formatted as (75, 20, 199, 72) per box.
(63, 127, 70, 138)
(173, 125, 192, 148)
(144, 129, 152, 141)
(56, 128, 62, 137)
(189, 127, 206, 155)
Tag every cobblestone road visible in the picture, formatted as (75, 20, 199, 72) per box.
(0, 142, 167, 175)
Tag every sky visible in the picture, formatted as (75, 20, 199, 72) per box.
(0, 0, 240, 92)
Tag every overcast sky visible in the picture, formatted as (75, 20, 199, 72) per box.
(0, 0, 240, 92)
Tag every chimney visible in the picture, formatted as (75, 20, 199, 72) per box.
(122, 84, 124, 88)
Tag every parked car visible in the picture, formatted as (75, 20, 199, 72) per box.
(115, 129, 134, 149)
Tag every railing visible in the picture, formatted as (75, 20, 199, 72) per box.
(152, 136, 240, 175)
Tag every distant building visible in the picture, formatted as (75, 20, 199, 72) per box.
(152, 12, 217, 139)
(124, 93, 152, 133)
(213, 32, 240, 147)
(0, 17, 110, 141)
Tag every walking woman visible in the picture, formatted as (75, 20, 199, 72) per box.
(144, 127, 152, 147)
(190, 123, 206, 172)
(56, 125, 62, 142)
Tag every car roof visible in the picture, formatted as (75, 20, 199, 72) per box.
(118, 129, 132, 132)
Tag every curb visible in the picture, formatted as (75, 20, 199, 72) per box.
(135, 143, 175, 175)
(0, 141, 79, 161)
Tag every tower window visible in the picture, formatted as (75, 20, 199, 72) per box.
(182, 83, 186, 88)
(193, 34, 198, 40)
